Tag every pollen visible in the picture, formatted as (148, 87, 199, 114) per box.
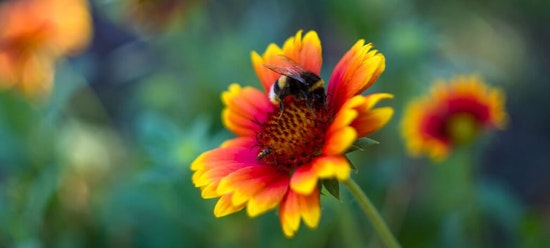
(256, 97, 331, 172)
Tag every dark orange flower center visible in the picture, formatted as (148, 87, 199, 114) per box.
(256, 97, 332, 172)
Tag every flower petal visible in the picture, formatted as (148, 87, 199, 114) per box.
(279, 190, 300, 237)
(18, 54, 55, 98)
(363, 93, 395, 110)
(350, 93, 394, 137)
(44, 0, 92, 55)
(327, 94, 393, 142)
(326, 97, 360, 134)
(312, 155, 351, 181)
(401, 98, 449, 160)
(290, 163, 318, 195)
(323, 126, 357, 155)
(194, 161, 247, 198)
(323, 96, 366, 155)
(217, 165, 280, 206)
(214, 193, 246, 217)
(191, 146, 256, 172)
(327, 40, 385, 111)
(220, 137, 256, 148)
(191, 147, 257, 198)
(281, 30, 322, 75)
(251, 30, 322, 93)
(0, 0, 91, 56)
(251, 44, 284, 92)
(221, 84, 273, 136)
(279, 188, 321, 237)
(290, 155, 351, 195)
(352, 107, 394, 137)
(298, 187, 321, 229)
(247, 174, 289, 217)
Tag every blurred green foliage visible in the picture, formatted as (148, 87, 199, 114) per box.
(1, 0, 549, 247)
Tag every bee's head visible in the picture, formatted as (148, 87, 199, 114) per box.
(269, 81, 280, 104)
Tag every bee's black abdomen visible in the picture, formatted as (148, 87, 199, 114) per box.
(301, 72, 322, 86)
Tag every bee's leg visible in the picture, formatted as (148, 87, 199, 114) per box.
(301, 91, 308, 99)
(305, 97, 313, 109)
(304, 97, 318, 120)
(300, 92, 316, 119)
(276, 90, 289, 118)
(278, 101, 284, 118)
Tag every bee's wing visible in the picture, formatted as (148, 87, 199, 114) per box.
(264, 56, 306, 83)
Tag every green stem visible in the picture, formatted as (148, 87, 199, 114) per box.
(343, 178, 401, 248)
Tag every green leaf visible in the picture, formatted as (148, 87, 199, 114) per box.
(322, 179, 340, 199)
(346, 137, 380, 153)
(347, 156, 357, 171)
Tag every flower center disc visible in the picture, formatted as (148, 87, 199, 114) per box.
(256, 98, 331, 172)
(446, 112, 479, 145)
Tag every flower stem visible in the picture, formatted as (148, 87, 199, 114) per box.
(343, 178, 401, 248)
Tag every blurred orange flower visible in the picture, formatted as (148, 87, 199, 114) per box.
(123, 0, 196, 32)
(401, 75, 507, 161)
(191, 30, 393, 237)
(0, 0, 91, 98)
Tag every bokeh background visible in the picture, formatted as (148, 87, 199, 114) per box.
(1, 0, 549, 247)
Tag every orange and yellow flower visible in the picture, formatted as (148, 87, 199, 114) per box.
(191, 30, 393, 237)
(0, 0, 91, 98)
(401, 75, 507, 161)
(122, 0, 196, 32)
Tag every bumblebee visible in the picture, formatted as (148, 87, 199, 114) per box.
(265, 58, 326, 113)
